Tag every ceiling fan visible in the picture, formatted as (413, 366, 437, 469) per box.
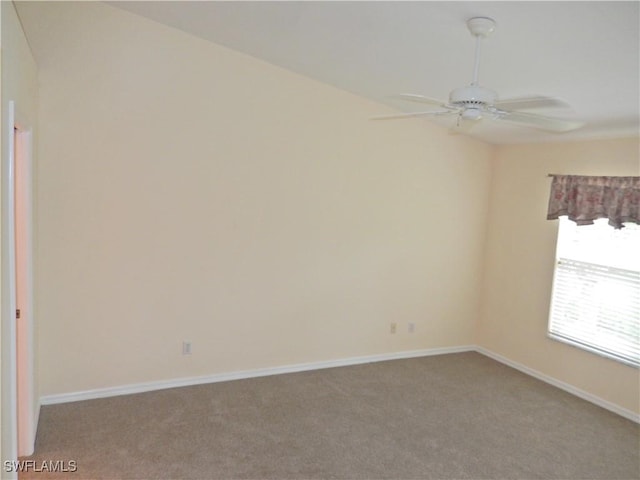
(375, 17, 585, 133)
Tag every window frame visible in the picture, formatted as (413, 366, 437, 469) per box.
(547, 217, 640, 368)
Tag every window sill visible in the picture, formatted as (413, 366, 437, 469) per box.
(547, 332, 639, 368)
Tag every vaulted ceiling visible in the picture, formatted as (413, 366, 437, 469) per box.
(19, 1, 640, 145)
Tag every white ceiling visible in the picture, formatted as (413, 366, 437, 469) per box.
(25, 1, 640, 145)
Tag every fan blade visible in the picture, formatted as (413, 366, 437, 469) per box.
(493, 96, 570, 111)
(372, 110, 457, 121)
(495, 111, 584, 132)
(395, 94, 452, 109)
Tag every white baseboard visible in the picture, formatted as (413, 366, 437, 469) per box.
(476, 346, 640, 424)
(40, 345, 475, 406)
(39, 345, 639, 424)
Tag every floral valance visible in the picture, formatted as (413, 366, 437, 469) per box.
(547, 175, 640, 229)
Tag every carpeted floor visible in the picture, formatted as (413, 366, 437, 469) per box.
(19, 352, 640, 479)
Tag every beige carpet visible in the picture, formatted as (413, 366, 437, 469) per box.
(20, 352, 639, 479)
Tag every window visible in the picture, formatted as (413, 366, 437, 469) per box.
(548, 217, 640, 367)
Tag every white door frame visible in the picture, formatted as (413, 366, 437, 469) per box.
(4, 100, 20, 468)
(4, 100, 36, 461)
(15, 116, 35, 457)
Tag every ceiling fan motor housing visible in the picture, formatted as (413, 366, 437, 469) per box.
(449, 85, 497, 108)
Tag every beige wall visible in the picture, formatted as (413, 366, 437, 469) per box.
(27, 2, 493, 396)
(18, 1, 638, 419)
(1, 0, 38, 471)
(479, 137, 640, 414)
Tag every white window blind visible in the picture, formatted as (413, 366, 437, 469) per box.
(548, 218, 640, 367)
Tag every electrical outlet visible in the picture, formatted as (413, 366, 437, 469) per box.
(390, 322, 397, 334)
(182, 341, 192, 355)
(408, 322, 416, 333)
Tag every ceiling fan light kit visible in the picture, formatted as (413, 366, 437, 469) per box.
(375, 16, 585, 134)
(461, 107, 483, 121)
